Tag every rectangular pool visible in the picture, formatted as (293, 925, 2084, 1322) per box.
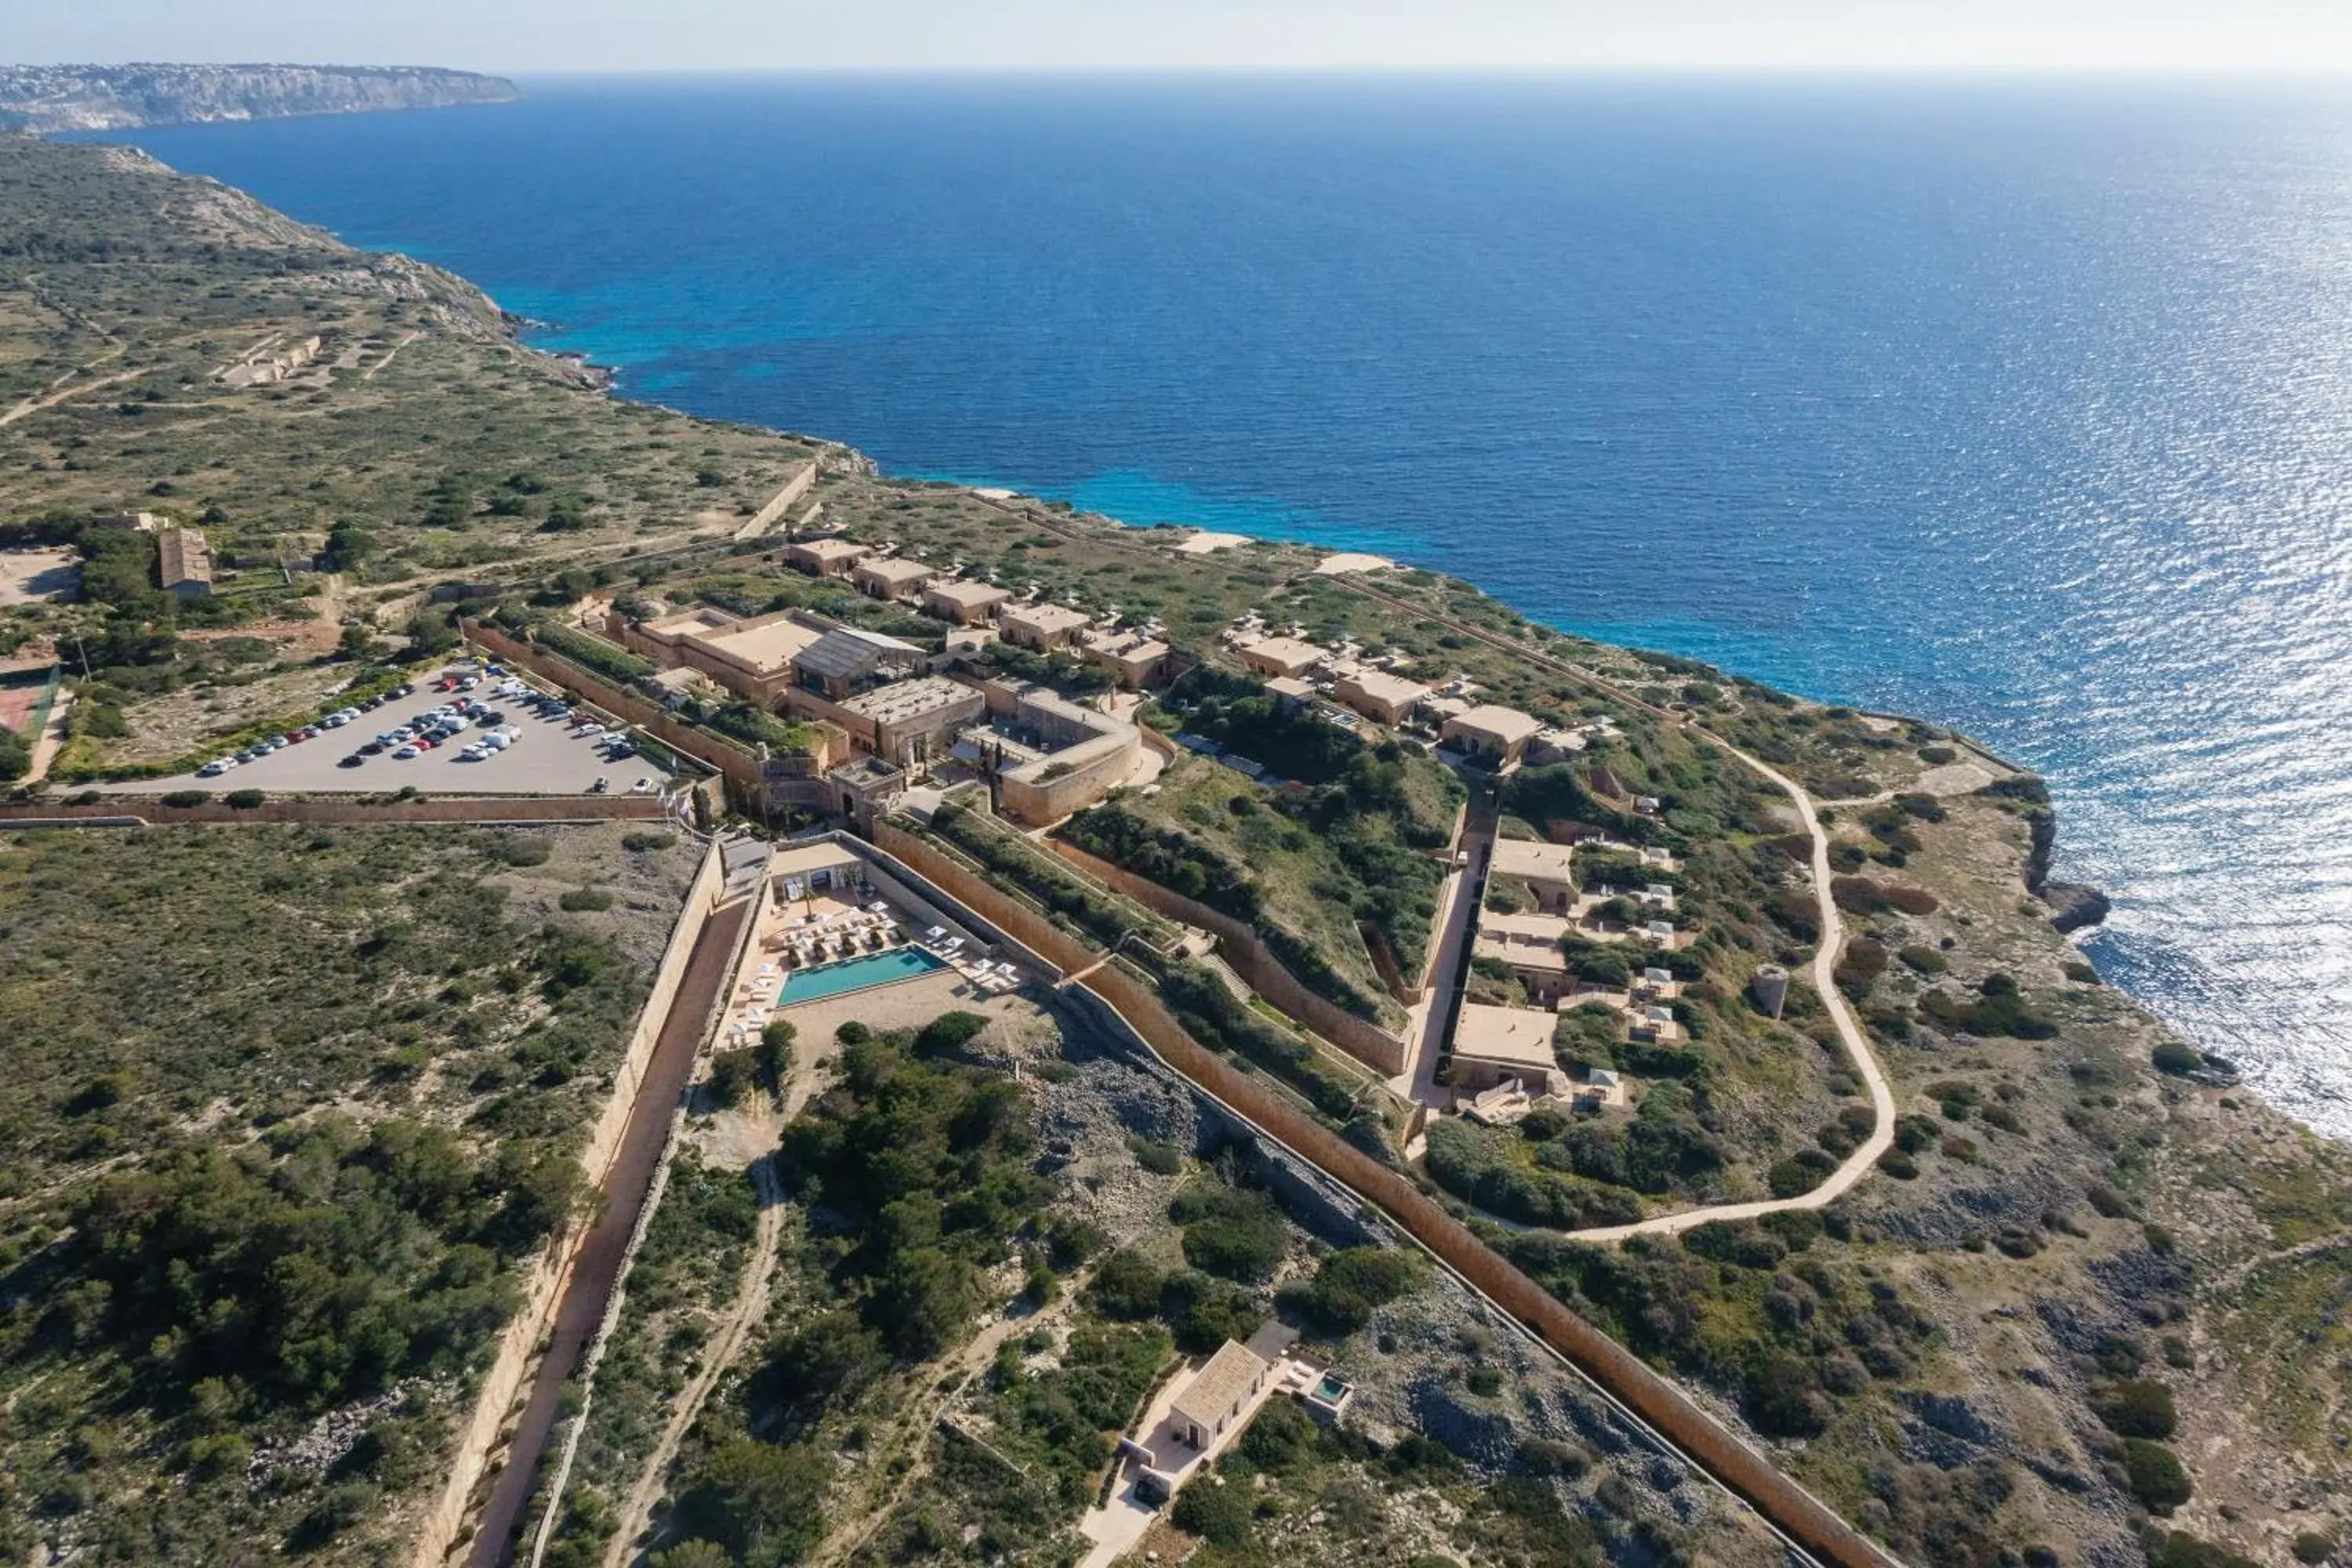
(778, 946, 948, 1005)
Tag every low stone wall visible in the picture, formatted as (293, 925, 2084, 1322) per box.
(873, 819, 1896, 1568)
(0, 795, 666, 827)
(1047, 838, 1409, 1076)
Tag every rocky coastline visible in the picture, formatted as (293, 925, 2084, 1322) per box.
(0, 63, 517, 134)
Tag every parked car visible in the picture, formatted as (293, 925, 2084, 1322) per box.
(391, 682, 415, 696)
(360, 739, 388, 756)
(459, 743, 487, 761)
(589, 776, 609, 794)
(338, 753, 365, 768)
(393, 745, 420, 760)
(198, 758, 235, 778)
(578, 723, 608, 739)
(630, 777, 655, 794)
(602, 739, 636, 759)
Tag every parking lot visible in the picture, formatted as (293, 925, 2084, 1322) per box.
(118, 669, 675, 798)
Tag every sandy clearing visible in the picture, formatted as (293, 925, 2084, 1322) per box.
(1915, 760, 1998, 797)
(1174, 530, 1250, 554)
(0, 548, 80, 606)
(1314, 551, 1396, 575)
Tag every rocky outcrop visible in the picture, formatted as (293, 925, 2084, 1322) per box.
(2018, 797, 2111, 932)
(0, 64, 517, 134)
(2042, 881, 2113, 935)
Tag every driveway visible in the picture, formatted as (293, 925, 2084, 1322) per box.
(1392, 783, 1500, 1107)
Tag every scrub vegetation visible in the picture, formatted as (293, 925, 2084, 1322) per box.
(0, 820, 697, 1563)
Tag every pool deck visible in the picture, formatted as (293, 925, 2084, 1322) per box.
(718, 870, 1034, 1051)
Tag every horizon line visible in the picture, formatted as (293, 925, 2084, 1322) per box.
(21, 60, 2352, 82)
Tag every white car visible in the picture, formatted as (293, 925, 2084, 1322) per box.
(321, 713, 348, 729)
(392, 744, 421, 760)
(459, 743, 488, 761)
(197, 757, 236, 778)
(630, 776, 655, 794)
(482, 733, 512, 753)
(578, 723, 607, 739)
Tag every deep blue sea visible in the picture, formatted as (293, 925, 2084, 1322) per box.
(89, 75, 2352, 1129)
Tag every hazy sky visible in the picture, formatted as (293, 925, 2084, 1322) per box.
(16, 0, 2352, 75)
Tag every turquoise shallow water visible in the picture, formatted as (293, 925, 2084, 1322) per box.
(88, 75, 2352, 1130)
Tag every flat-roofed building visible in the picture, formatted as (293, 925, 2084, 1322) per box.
(1490, 837, 1579, 913)
(1264, 675, 1316, 709)
(156, 527, 213, 597)
(921, 579, 1012, 626)
(1001, 601, 1092, 652)
(1081, 630, 1171, 688)
(1334, 668, 1431, 726)
(616, 604, 826, 705)
(1451, 1003, 1565, 1095)
(1473, 910, 1577, 1007)
(840, 674, 985, 767)
(827, 755, 907, 831)
(853, 556, 935, 601)
(1238, 636, 1323, 681)
(786, 536, 869, 578)
(985, 680, 1143, 825)
(1441, 703, 1543, 765)
(1171, 1341, 1271, 1450)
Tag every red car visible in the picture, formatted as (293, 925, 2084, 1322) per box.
(413, 737, 437, 751)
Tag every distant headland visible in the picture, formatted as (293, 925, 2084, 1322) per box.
(0, 63, 517, 134)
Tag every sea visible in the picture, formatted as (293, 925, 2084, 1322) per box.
(81, 74, 2352, 1132)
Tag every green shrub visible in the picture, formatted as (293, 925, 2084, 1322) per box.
(621, 831, 674, 853)
(1171, 1181, 1288, 1282)
(2094, 1378, 2179, 1440)
(1129, 1136, 1183, 1176)
(706, 1048, 759, 1108)
(1277, 1247, 1426, 1337)
(559, 887, 614, 913)
(2124, 1439, 2192, 1513)
(1172, 1475, 1253, 1548)
(159, 789, 209, 808)
(491, 835, 553, 867)
(1084, 1248, 1166, 1321)
(2148, 1533, 2257, 1568)
(1897, 945, 1948, 975)
(913, 1011, 989, 1057)
(223, 788, 266, 809)
(2152, 1040, 2202, 1076)
(2292, 1530, 2337, 1566)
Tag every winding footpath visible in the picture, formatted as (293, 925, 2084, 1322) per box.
(1570, 739, 1896, 1240)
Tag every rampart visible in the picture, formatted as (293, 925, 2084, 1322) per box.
(1047, 837, 1409, 1076)
(0, 794, 666, 826)
(871, 818, 1897, 1568)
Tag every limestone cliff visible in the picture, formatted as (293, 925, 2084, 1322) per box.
(0, 64, 517, 133)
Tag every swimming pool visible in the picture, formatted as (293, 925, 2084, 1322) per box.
(777, 946, 948, 1004)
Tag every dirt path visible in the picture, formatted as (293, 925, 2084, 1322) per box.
(0, 366, 140, 428)
(460, 897, 751, 1568)
(597, 1147, 786, 1568)
(810, 1280, 1104, 1568)
(364, 330, 423, 382)
(1566, 741, 1895, 1240)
